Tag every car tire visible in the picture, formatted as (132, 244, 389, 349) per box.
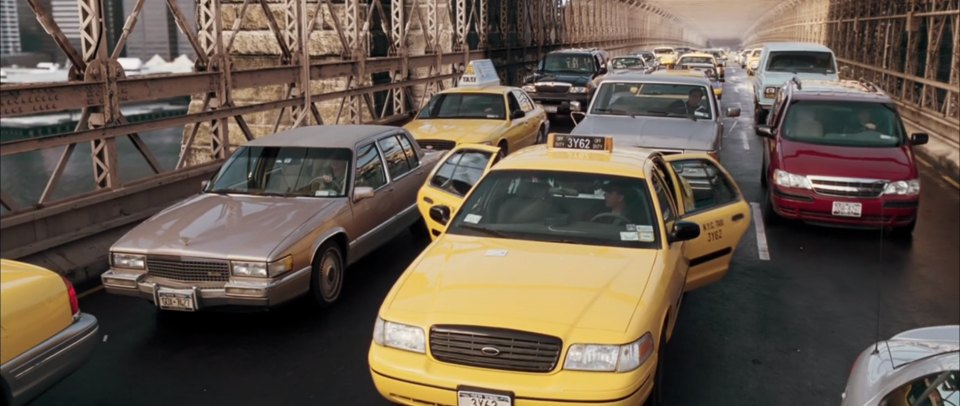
(753, 102, 767, 126)
(760, 160, 768, 189)
(644, 329, 668, 406)
(761, 189, 781, 226)
(885, 220, 916, 240)
(497, 140, 508, 158)
(311, 241, 344, 308)
(536, 125, 547, 144)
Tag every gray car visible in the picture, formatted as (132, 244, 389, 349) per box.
(101, 125, 441, 311)
(842, 325, 959, 406)
(572, 71, 739, 155)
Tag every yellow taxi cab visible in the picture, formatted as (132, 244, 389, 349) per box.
(1, 259, 99, 405)
(417, 143, 502, 239)
(369, 134, 751, 406)
(405, 59, 549, 156)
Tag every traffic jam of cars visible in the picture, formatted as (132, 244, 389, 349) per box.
(2, 43, 957, 406)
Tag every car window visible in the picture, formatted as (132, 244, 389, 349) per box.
(355, 143, 388, 189)
(781, 101, 905, 147)
(208, 146, 351, 198)
(670, 159, 739, 213)
(397, 133, 419, 167)
(506, 93, 522, 115)
(652, 174, 677, 223)
(590, 81, 714, 120)
(514, 91, 534, 112)
(880, 370, 959, 406)
(430, 149, 492, 196)
(447, 170, 659, 249)
(765, 51, 835, 74)
(418, 93, 506, 120)
(378, 135, 414, 179)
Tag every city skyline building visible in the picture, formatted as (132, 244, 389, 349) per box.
(0, 0, 22, 55)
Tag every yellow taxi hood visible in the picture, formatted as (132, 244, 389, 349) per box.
(382, 234, 658, 336)
(405, 119, 507, 143)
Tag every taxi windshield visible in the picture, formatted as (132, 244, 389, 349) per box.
(766, 51, 835, 74)
(208, 146, 352, 197)
(590, 81, 714, 120)
(782, 101, 905, 147)
(418, 93, 506, 120)
(447, 170, 659, 249)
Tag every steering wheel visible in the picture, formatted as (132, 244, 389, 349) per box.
(590, 213, 632, 225)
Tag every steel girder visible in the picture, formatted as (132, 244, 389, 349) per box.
(744, 0, 959, 151)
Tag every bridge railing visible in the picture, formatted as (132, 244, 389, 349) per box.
(743, 0, 959, 155)
(0, 0, 703, 265)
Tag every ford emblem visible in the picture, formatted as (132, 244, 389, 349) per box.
(480, 346, 501, 356)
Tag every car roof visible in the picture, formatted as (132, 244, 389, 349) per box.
(549, 48, 602, 55)
(761, 42, 834, 52)
(790, 79, 892, 102)
(679, 53, 716, 59)
(492, 144, 657, 177)
(441, 85, 516, 95)
(246, 125, 398, 149)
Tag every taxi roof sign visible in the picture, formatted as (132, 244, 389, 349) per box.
(547, 133, 613, 152)
(459, 59, 501, 87)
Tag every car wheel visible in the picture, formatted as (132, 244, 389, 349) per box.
(885, 220, 916, 240)
(311, 242, 344, 307)
(497, 140, 508, 158)
(760, 161, 768, 189)
(761, 189, 781, 226)
(644, 329, 668, 406)
(753, 102, 767, 126)
(536, 125, 547, 144)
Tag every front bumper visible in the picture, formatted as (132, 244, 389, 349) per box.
(369, 344, 653, 406)
(1, 313, 98, 406)
(101, 265, 312, 309)
(769, 186, 918, 228)
(530, 93, 592, 114)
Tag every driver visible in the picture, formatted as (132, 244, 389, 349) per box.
(667, 87, 705, 116)
(315, 158, 347, 194)
(593, 182, 639, 224)
(845, 109, 878, 133)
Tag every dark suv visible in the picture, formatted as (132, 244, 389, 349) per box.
(522, 49, 609, 116)
(756, 79, 929, 237)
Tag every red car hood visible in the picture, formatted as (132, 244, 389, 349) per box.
(778, 139, 916, 181)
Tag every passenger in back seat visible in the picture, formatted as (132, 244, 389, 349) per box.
(497, 181, 561, 223)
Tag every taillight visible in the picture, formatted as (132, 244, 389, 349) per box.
(62, 276, 80, 317)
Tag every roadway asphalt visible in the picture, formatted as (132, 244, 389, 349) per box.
(34, 67, 960, 406)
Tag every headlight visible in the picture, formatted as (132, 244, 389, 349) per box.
(522, 84, 536, 93)
(563, 333, 654, 372)
(764, 86, 779, 97)
(883, 179, 920, 196)
(231, 256, 292, 278)
(569, 86, 588, 94)
(773, 169, 812, 189)
(112, 253, 145, 270)
(372, 317, 426, 353)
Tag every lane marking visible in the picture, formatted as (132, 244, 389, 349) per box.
(749, 202, 771, 261)
(78, 285, 104, 299)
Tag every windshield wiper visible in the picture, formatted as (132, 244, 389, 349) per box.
(457, 223, 510, 238)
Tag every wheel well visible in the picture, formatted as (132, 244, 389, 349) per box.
(315, 233, 348, 266)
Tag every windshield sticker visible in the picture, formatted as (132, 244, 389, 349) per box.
(485, 249, 508, 257)
(464, 214, 482, 224)
(638, 225, 654, 233)
(625, 224, 637, 231)
(620, 231, 640, 241)
(639, 231, 655, 242)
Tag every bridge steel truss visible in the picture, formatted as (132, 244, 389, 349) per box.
(744, 0, 959, 154)
(0, 0, 703, 269)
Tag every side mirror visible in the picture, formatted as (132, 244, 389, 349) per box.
(725, 107, 741, 118)
(353, 186, 375, 202)
(200, 180, 210, 190)
(756, 126, 775, 138)
(910, 133, 929, 145)
(511, 110, 525, 119)
(669, 221, 701, 243)
(429, 205, 452, 226)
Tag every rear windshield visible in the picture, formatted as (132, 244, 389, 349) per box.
(766, 51, 835, 74)
(418, 93, 506, 120)
(610, 57, 645, 69)
(782, 101, 905, 147)
(654, 48, 674, 54)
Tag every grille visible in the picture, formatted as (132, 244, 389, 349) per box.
(808, 176, 885, 198)
(429, 325, 562, 373)
(417, 140, 456, 151)
(147, 257, 230, 283)
(535, 83, 571, 94)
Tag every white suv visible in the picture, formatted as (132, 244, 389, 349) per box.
(752, 42, 838, 124)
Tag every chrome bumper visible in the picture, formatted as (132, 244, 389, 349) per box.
(101, 266, 312, 309)
(0, 313, 99, 406)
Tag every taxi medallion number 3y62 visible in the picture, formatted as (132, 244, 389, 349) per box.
(458, 390, 512, 406)
(551, 134, 609, 151)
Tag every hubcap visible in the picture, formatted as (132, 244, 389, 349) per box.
(320, 250, 341, 300)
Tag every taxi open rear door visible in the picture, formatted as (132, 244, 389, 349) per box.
(416, 144, 501, 239)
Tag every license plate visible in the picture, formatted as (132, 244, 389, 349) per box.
(831, 201, 862, 218)
(541, 105, 557, 113)
(458, 388, 512, 406)
(157, 288, 197, 311)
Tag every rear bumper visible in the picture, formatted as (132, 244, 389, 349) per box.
(1, 313, 98, 406)
(770, 187, 918, 228)
(101, 265, 312, 309)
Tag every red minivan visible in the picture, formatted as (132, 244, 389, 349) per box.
(757, 79, 928, 237)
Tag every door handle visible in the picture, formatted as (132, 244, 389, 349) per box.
(732, 213, 745, 222)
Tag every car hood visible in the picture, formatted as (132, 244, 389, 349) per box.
(112, 193, 338, 260)
(383, 234, 657, 336)
(406, 119, 506, 143)
(778, 139, 915, 180)
(531, 73, 593, 86)
(573, 115, 719, 151)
